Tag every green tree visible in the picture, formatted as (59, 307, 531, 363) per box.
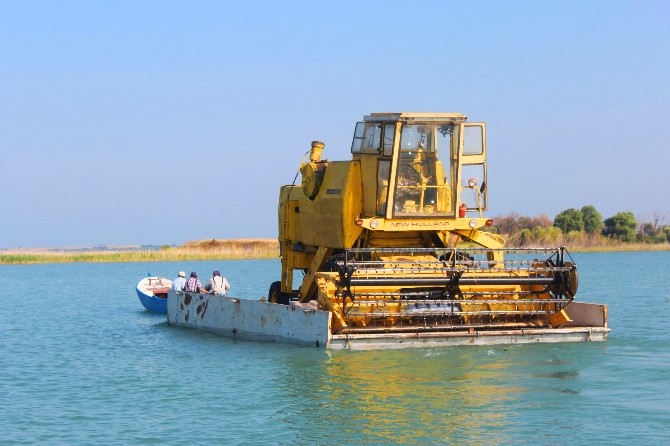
(602, 211, 637, 242)
(638, 223, 667, 243)
(518, 228, 533, 246)
(554, 208, 584, 233)
(639, 222, 655, 238)
(533, 226, 562, 245)
(581, 205, 603, 235)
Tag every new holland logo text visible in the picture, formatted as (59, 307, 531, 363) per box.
(389, 221, 451, 228)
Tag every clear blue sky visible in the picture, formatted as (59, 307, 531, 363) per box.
(1, 0, 668, 248)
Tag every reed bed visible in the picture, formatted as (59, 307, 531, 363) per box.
(0, 239, 280, 265)
(500, 233, 670, 252)
(2, 237, 667, 265)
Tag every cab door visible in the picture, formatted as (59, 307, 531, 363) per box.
(459, 123, 487, 212)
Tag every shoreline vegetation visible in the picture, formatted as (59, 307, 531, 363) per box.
(0, 239, 280, 265)
(1, 237, 669, 265)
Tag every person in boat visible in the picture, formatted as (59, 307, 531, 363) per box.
(207, 270, 231, 296)
(184, 272, 208, 293)
(172, 271, 186, 291)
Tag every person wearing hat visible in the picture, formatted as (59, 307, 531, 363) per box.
(207, 270, 231, 296)
(171, 271, 186, 291)
(184, 272, 208, 293)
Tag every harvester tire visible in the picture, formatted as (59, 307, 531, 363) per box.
(564, 262, 579, 299)
(268, 281, 290, 305)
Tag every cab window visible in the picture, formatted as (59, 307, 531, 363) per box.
(393, 124, 453, 217)
(377, 160, 391, 215)
(351, 122, 383, 154)
(463, 125, 483, 155)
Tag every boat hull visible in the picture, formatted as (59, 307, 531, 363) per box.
(167, 291, 610, 349)
(136, 277, 171, 313)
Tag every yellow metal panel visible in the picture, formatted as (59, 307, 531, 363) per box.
(360, 154, 378, 217)
(548, 309, 572, 328)
(298, 247, 333, 302)
(296, 161, 363, 249)
(342, 162, 364, 247)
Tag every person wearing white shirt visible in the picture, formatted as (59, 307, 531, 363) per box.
(172, 271, 186, 291)
(207, 270, 231, 296)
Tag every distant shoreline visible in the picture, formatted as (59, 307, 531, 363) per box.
(0, 238, 280, 265)
(1, 238, 668, 265)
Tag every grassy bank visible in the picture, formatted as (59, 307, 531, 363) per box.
(551, 242, 670, 253)
(2, 237, 668, 265)
(0, 239, 280, 265)
(497, 232, 670, 253)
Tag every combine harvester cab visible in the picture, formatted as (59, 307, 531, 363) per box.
(268, 112, 609, 348)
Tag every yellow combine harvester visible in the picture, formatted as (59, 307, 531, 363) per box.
(269, 112, 609, 341)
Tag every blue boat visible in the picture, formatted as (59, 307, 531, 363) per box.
(135, 276, 172, 313)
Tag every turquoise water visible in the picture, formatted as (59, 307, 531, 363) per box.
(2, 252, 669, 445)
